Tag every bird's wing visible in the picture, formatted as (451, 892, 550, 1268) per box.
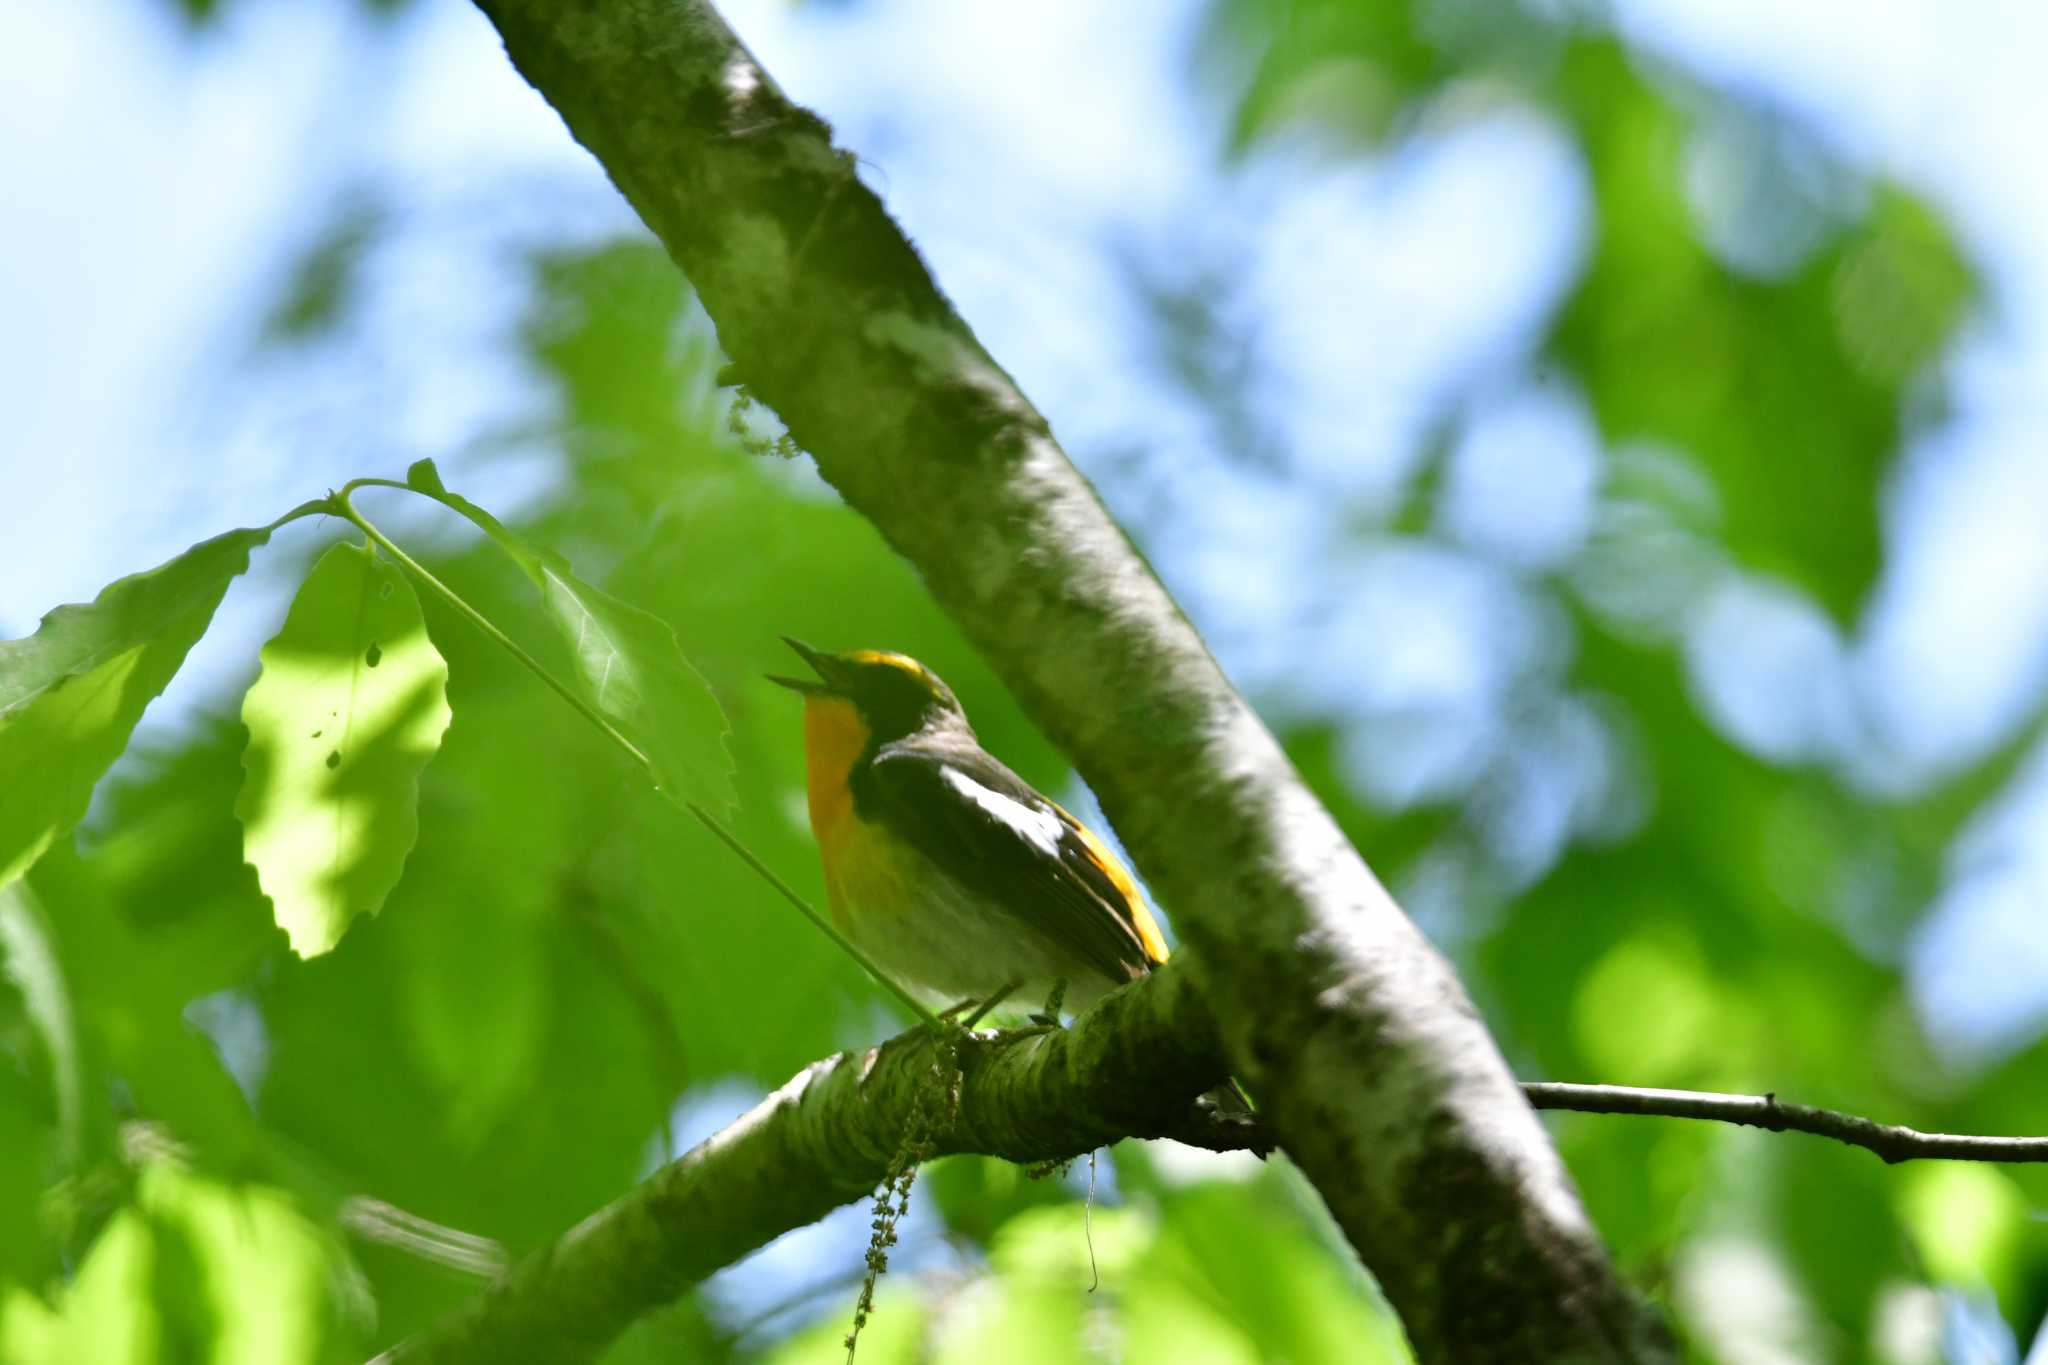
(864, 740, 1167, 986)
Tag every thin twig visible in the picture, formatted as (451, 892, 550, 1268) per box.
(1524, 1082, 2048, 1164)
(684, 799, 939, 1027)
(340, 1198, 509, 1278)
(333, 486, 652, 764)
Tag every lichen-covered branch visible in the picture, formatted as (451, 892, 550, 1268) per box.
(374, 966, 1250, 1364)
(375, 928, 2048, 1364)
(462, 1, 1672, 1360)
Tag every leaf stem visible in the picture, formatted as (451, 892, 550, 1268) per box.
(328, 486, 940, 1028)
(264, 498, 337, 534)
(334, 487, 651, 764)
(681, 800, 938, 1026)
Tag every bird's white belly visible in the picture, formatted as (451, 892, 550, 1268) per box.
(836, 849, 1118, 1015)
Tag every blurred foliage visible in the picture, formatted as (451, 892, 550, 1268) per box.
(172, 0, 412, 29)
(1197, 0, 2040, 1360)
(2, 0, 2044, 1360)
(261, 194, 385, 347)
(764, 1169, 1406, 1365)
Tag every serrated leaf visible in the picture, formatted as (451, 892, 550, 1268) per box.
(0, 527, 269, 887)
(236, 542, 451, 956)
(407, 461, 734, 814)
(537, 568, 733, 814)
(404, 458, 539, 578)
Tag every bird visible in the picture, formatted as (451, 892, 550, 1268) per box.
(768, 637, 1169, 1020)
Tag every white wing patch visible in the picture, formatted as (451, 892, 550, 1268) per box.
(940, 765, 1065, 858)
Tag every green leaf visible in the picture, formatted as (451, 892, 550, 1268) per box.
(390, 692, 571, 1144)
(0, 1076, 51, 1288)
(1134, 1181, 1411, 1365)
(537, 570, 733, 814)
(0, 527, 269, 886)
(136, 1160, 349, 1361)
(24, 835, 265, 1166)
(407, 460, 734, 814)
(0, 1157, 354, 1363)
(236, 542, 451, 956)
(0, 881, 81, 1170)
(1898, 1163, 2027, 1296)
(403, 457, 449, 498)
(763, 1288, 925, 1364)
(404, 458, 540, 579)
(0, 1208, 157, 1363)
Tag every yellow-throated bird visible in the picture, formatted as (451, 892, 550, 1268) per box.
(769, 638, 1169, 1017)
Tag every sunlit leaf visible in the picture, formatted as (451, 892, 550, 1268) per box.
(0, 1209, 156, 1363)
(237, 541, 451, 956)
(1898, 1164, 2027, 1298)
(406, 459, 734, 815)
(0, 1154, 356, 1362)
(0, 527, 269, 886)
(137, 1159, 351, 1361)
(763, 1287, 925, 1364)
(1571, 924, 1728, 1084)
(1134, 1180, 1411, 1365)
(929, 1273, 1087, 1365)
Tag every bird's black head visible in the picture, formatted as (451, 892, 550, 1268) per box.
(768, 637, 968, 744)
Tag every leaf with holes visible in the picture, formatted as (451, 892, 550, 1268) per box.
(236, 542, 451, 956)
(0, 526, 270, 887)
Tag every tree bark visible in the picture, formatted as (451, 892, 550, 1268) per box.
(464, 1, 1674, 1360)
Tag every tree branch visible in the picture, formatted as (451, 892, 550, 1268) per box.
(1525, 1083, 2048, 1164)
(374, 939, 2048, 1365)
(465, 1, 1669, 1360)
(374, 965, 1252, 1363)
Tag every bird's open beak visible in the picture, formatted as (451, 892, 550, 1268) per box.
(767, 636, 841, 696)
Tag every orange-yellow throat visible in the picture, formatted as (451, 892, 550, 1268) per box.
(801, 696, 866, 835)
(801, 695, 882, 919)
